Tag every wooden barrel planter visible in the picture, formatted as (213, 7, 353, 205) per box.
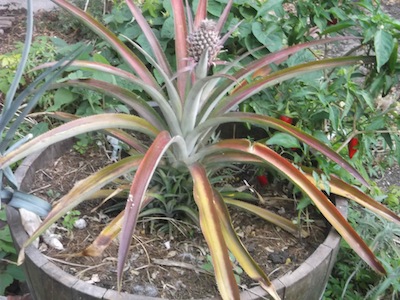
(6, 139, 347, 300)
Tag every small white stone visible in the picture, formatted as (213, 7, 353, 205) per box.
(85, 274, 100, 284)
(73, 218, 87, 229)
(91, 274, 100, 283)
(167, 250, 177, 258)
(164, 240, 171, 250)
(44, 235, 64, 250)
(38, 243, 48, 252)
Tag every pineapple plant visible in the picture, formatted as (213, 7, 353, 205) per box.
(1, 0, 399, 299)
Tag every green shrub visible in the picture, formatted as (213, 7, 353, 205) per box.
(0, 208, 25, 296)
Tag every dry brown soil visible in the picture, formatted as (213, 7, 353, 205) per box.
(27, 144, 327, 299)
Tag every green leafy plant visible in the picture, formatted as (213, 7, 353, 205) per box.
(62, 210, 82, 231)
(325, 200, 400, 299)
(137, 167, 199, 236)
(1, 0, 400, 299)
(0, 1, 58, 216)
(0, 35, 57, 99)
(0, 5, 46, 295)
(240, 0, 400, 180)
(0, 208, 26, 296)
(202, 252, 244, 285)
(384, 186, 400, 210)
(0, 52, 24, 95)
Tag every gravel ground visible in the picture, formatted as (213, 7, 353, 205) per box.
(376, 164, 400, 191)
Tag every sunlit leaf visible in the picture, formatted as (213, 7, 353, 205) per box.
(200, 139, 386, 275)
(224, 198, 309, 238)
(117, 131, 184, 289)
(214, 191, 281, 300)
(0, 114, 158, 169)
(18, 155, 143, 263)
(302, 167, 400, 226)
(189, 163, 240, 299)
(374, 29, 394, 71)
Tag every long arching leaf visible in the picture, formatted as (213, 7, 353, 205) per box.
(189, 163, 240, 299)
(213, 56, 376, 116)
(213, 191, 281, 300)
(200, 139, 386, 275)
(191, 112, 368, 186)
(301, 167, 400, 226)
(125, 0, 172, 77)
(51, 79, 167, 130)
(172, 0, 188, 99)
(117, 131, 185, 289)
(224, 198, 309, 238)
(0, 114, 159, 169)
(18, 155, 143, 263)
(81, 189, 154, 257)
(52, 0, 158, 88)
(40, 112, 148, 153)
(121, 37, 183, 128)
(84, 210, 124, 257)
(199, 37, 362, 120)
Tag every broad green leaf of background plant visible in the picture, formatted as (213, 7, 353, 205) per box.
(0, 227, 16, 254)
(0, 273, 13, 295)
(374, 29, 394, 71)
(252, 22, 283, 52)
(48, 88, 76, 111)
(5, 263, 25, 282)
(266, 132, 301, 148)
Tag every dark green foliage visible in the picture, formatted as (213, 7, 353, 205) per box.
(0, 209, 25, 296)
(325, 198, 400, 299)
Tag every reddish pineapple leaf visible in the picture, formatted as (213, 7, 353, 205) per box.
(18, 155, 143, 264)
(189, 163, 240, 299)
(213, 191, 280, 300)
(117, 131, 182, 289)
(200, 139, 386, 275)
(125, 0, 172, 77)
(52, 0, 158, 88)
(192, 112, 368, 186)
(0, 114, 158, 169)
(171, 0, 188, 99)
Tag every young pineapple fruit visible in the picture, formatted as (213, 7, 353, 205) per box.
(187, 19, 223, 64)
